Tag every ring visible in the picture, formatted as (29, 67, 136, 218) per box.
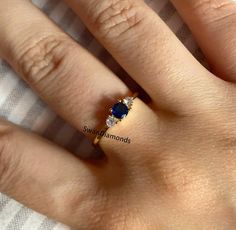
(93, 92, 138, 145)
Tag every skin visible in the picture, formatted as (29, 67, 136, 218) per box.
(1, 0, 236, 229)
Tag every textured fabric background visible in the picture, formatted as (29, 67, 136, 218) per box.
(0, 0, 205, 229)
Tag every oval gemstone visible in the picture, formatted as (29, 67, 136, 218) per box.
(112, 102, 129, 119)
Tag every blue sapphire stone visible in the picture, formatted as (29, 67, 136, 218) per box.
(112, 102, 129, 119)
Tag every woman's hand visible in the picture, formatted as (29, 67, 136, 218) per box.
(1, 0, 236, 229)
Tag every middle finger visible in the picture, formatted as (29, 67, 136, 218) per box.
(0, 0, 130, 140)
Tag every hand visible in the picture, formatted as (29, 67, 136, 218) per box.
(1, 0, 236, 229)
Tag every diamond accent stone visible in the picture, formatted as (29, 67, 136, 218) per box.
(121, 114, 127, 119)
(106, 115, 117, 128)
(123, 97, 133, 107)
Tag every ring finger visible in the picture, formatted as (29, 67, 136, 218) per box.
(64, 0, 220, 113)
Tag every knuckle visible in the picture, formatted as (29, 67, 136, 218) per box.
(18, 35, 74, 86)
(156, 153, 202, 196)
(155, 149, 219, 213)
(160, 163, 195, 195)
(0, 124, 19, 192)
(91, 0, 143, 39)
(193, 0, 236, 23)
(160, 160, 216, 211)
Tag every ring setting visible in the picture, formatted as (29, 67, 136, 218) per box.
(106, 96, 134, 128)
(93, 93, 138, 145)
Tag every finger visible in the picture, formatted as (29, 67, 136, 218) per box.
(170, 0, 236, 82)
(0, 120, 99, 229)
(64, 0, 216, 112)
(99, 97, 161, 161)
(0, 0, 129, 141)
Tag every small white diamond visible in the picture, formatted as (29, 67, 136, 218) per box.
(123, 97, 133, 107)
(106, 116, 117, 127)
(121, 114, 127, 119)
